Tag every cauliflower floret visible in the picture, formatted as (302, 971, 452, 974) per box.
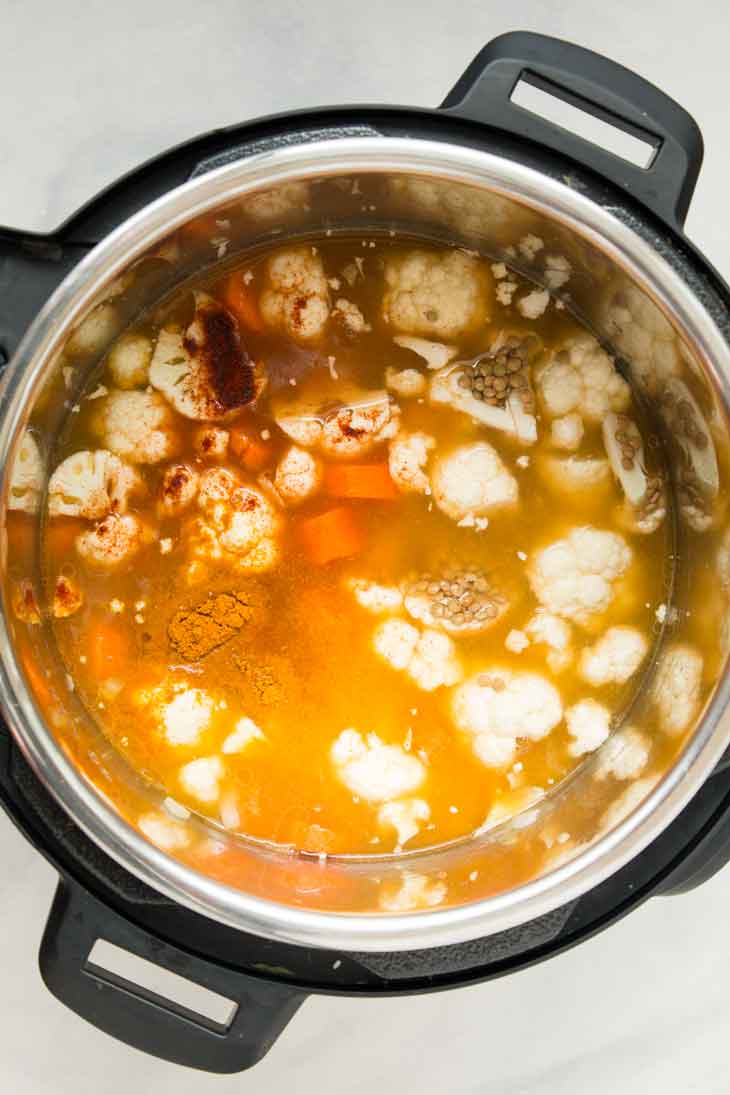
(505, 629, 529, 653)
(392, 335, 458, 370)
(388, 431, 435, 494)
(158, 463, 199, 516)
(651, 643, 703, 736)
(161, 688, 214, 746)
(373, 618, 462, 691)
(600, 776, 657, 831)
(332, 298, 370, 334)
(580, 626, 649, 686)
(52, 574, 84, 618)
(536, 335, 630, 422)
(528, 527, 632, 626)
(276, 390, 400, 459)
(191, 468, 280, 574)
(274, 446, 321, 506)
(48, 450, 140, 519)
(179, 756, 224, 804)
(594, 727, 651, 781)
(431, 442, 518, 522)
(150, 292, 263, 420)
(192, 426, 229, 461)
(526, 610, 573, 673)
(385, 367, 427, 398)
(517, 287, 550, 319)
(331, 728, 425, 802)
(602, 283, 681, 394)
(348, 579, 404, 614)
(9, 431, 43, 513)
(138, 811, 191, 851)
(65, 301, 119, 359)
(222, 716, 265, 755)
(378, 798, 430, 847)
(92, 389, 178, 464)
(538, 455, 612, 495)
(76, 513, 144, 567)
(259, 246, 330, 342)
(550, 413, 584, 451)
(242, 181, 311, 223)
(565, 699, 611, 757)
(383, 250, 490, 339)
(378, 871, 446, 912)
(451, 670, 563, 769)
(107, 332, 153, 389)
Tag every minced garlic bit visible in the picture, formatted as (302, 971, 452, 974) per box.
(110, 599, 125, 614)
(134, 600, 146, 611)
(517, 550, 527, 561)
(135, 613, 145, 624)
(516, 455, 530, 468)
(160, 538, 173, 554)
(242, 270, 254, 285)
(260, 429, 271, 441)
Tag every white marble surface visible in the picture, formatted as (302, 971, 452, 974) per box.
(2, 0, 730, 1089)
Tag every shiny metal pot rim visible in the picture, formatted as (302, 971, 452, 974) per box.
(1, 136, 729, 952)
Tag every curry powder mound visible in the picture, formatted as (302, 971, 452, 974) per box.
(168, 588, 267, 660)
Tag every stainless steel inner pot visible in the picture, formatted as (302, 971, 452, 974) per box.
(2, 137, 729, 952)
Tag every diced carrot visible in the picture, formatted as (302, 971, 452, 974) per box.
(87, 621, 131, 680)
(297, 506, 364, 565)
(18, 640, 54, 711)
(221, 274, 265, 333)
(179, 212, 224, 243)
(323, 462, 398, 500)
(229, 427, 273, 471)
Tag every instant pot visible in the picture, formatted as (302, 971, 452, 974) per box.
(2, 32, 730, 1073)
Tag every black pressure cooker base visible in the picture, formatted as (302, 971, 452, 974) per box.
(2, 30, 730, 1073)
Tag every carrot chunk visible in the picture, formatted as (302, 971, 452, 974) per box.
(87, 621, 131, 679)
(221, 274, 265, 333)
(323, 462, 398, 500)
(297, 506, 364, 565)
(229, 427, 273, 471)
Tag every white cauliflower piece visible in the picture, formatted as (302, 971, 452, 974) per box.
(388, 431, 435, 494)
(276, 390, 400, 459)
(331, 729, 425, 802)
(385, 367, 427, 398)
(379, 871, 446, 912)
(48, 450, 140, 519)
(150, 292, 263, 420)
(378, 798, 430, 847)
(162, 688, 214, 746)
(158, 463, 199, 516)
(373, 618, 462, 691)
(179, 756, 224, 804)
(392, 335, 458, 369)
(429, 362, 537, 446)
(600, 777, 657, 831)
(594, 727, 651, 782)
(274, 446, 321, 506)
(451, 670, 563, 769)
(348, 579, 403, 614)
(652, 643, 703, 736)
(580, 626, 649, 686)
(9, 432, 43, 513)
(565, 699, 611, 757)
(242, 181, 311, 223)
(92, 389, 178, 464)
(332, 298, 370, 334)
(505, 629, 529, 653)
(65, 301, 119, 359)
(431, 442, 518, 522)
(259, 246, 330, 342)
(517, 288, 550, 319)
(528, 527, 632, 625)
(191, 468, 280, 574)
(538, 455, 611, 495)
(383, 249, 489, 339)
(602, 283, 681, 394)
(222, 716, 265, 754)
(192, 426, 229, 460)
(107, 332, 153, 389)
(550, 413, 584, 451)
(138, 812, 190, 851)
(526, 610, 573, 673)
(76, 513, 144, 567)
(52, 574, 84, 618)
(536, 335, 630, 422)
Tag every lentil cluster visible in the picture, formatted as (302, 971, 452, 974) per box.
(456, 336, 536, 411)
(406, 569, 506, 632)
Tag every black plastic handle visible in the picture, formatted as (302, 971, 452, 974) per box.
(39, 881, 306, 1074)
(441, 31, 704, 229)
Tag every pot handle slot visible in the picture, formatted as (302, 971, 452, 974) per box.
(440, 31, 703, 228)
(39, 880, 306, 1074)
